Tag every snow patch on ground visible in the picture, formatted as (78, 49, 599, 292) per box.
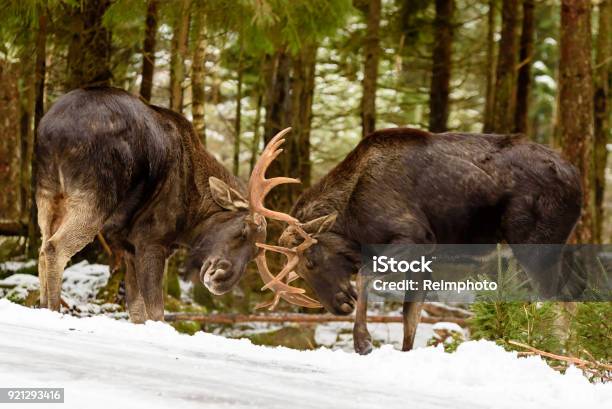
(432, 321, 464, 333)
(0, 260, 109, 307)
(0, 273, 39, 288)
(0, 259, 36, 272)
(315, 321, 435, 350)
(61, 260, 110, 302)
(0, 300, 609, 409)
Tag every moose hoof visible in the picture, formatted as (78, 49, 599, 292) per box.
(354, 337, 373, 355)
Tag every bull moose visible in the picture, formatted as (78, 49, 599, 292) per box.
(35, 87, 315, 321)
(257, 127, 582, 355)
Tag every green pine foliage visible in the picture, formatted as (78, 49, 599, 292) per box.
(567, 302, 612, 363)
(470, 301, 561, 354)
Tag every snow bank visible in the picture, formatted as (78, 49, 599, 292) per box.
(0, 300, 608, 409)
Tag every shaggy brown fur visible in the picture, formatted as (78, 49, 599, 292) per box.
(281, 128, 582, 354)
(36, 87, 264, 321)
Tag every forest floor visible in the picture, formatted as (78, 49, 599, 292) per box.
(1, 300, 610, 409)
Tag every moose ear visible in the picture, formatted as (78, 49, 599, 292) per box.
(209, 177, 249, 211)
(301, 212, 338, 235)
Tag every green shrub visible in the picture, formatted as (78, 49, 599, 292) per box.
(568, 302, 612, 363)
(470, 301, 562, 354)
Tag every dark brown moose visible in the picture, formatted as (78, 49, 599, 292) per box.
(35, 87, 315, 321)
(257, 128, 582, 355)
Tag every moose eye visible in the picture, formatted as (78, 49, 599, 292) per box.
(305, 258, 315, 269)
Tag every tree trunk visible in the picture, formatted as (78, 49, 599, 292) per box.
(483, 0, 497, 132)
(19, 93, 31, 221)
(140, 0, 159, 102)
(290, 44, 317, 197)
(233, 69, 243, 176)
(66, 0, 112, 89)
(0, 62, 21, 222)
(428, 0, 454, 133)
(594, 0, 611, 243)
(559, 0, 595, 244)
(233, 42, 244, 176)
(360, 0, 381, 138)
(250, 92, 263, 174)
(514, 0, 535, 134)
(18, 56, 35, 224)
(28, 5, 47, 256)
(263, 49, 292, 212)
(191, 11, 206, 145)
(169, 0, 192, 113)
(491, 0, 519, 133)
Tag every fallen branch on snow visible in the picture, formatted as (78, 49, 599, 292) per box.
(509, 340, 612, 382)
(164, 312, 468, 326)
(422, 302, 473, 319)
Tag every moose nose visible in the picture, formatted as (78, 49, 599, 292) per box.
(335, 291, 355, 315)
(204, 259, 233, 283)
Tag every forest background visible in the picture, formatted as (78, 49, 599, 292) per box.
(0, 0, 610, 368)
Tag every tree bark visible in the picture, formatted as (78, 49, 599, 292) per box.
(233, 41, 244, 176)
(360, 0, 381, 138)
(28, 4, 47, 257)
(290, 44, 317, 199)
(191, 11, 206, 145)
(263, 49, 292, 212)
(483, 0, 497, 132)
(514, 0, 535, 134)
(169, 0, 192, 113)
(249, 92, 263, 174)
(140, 0, 159, 102)
(491, 0, 519, 133)
(0, 62, 21, 222)
(559, 0, 595, 244)
(19, 79, 32, 222)
(594, 0, 611, 243)
(66, 0, 112, 89)
(428, 0, 454, 133)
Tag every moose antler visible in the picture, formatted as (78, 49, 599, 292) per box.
(248, 128, 323, 310)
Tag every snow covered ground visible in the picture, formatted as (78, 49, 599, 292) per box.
(0, 260, 438, 351)
(0, 300, 609, 409)
(0, 260, 111, 309)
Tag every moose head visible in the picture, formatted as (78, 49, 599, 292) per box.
(276, 214, 359, 315)
(187, 130, 294, 295)
(187, 177, 266, 295)
(253, 206, 359, 314)
(250, 138, 359, 312)
(189, 128, 335, 307)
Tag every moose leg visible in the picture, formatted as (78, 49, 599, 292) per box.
(402, 301, 423, 351)
(42, 197, 103, 311)
(36, 194, 55, 308)
(124, 254, 147, 324)
(353, 269, 373, 355)
(37, 248, 48, 307)
(401, 269, 427, 352)
(135, 245, 166, 321)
